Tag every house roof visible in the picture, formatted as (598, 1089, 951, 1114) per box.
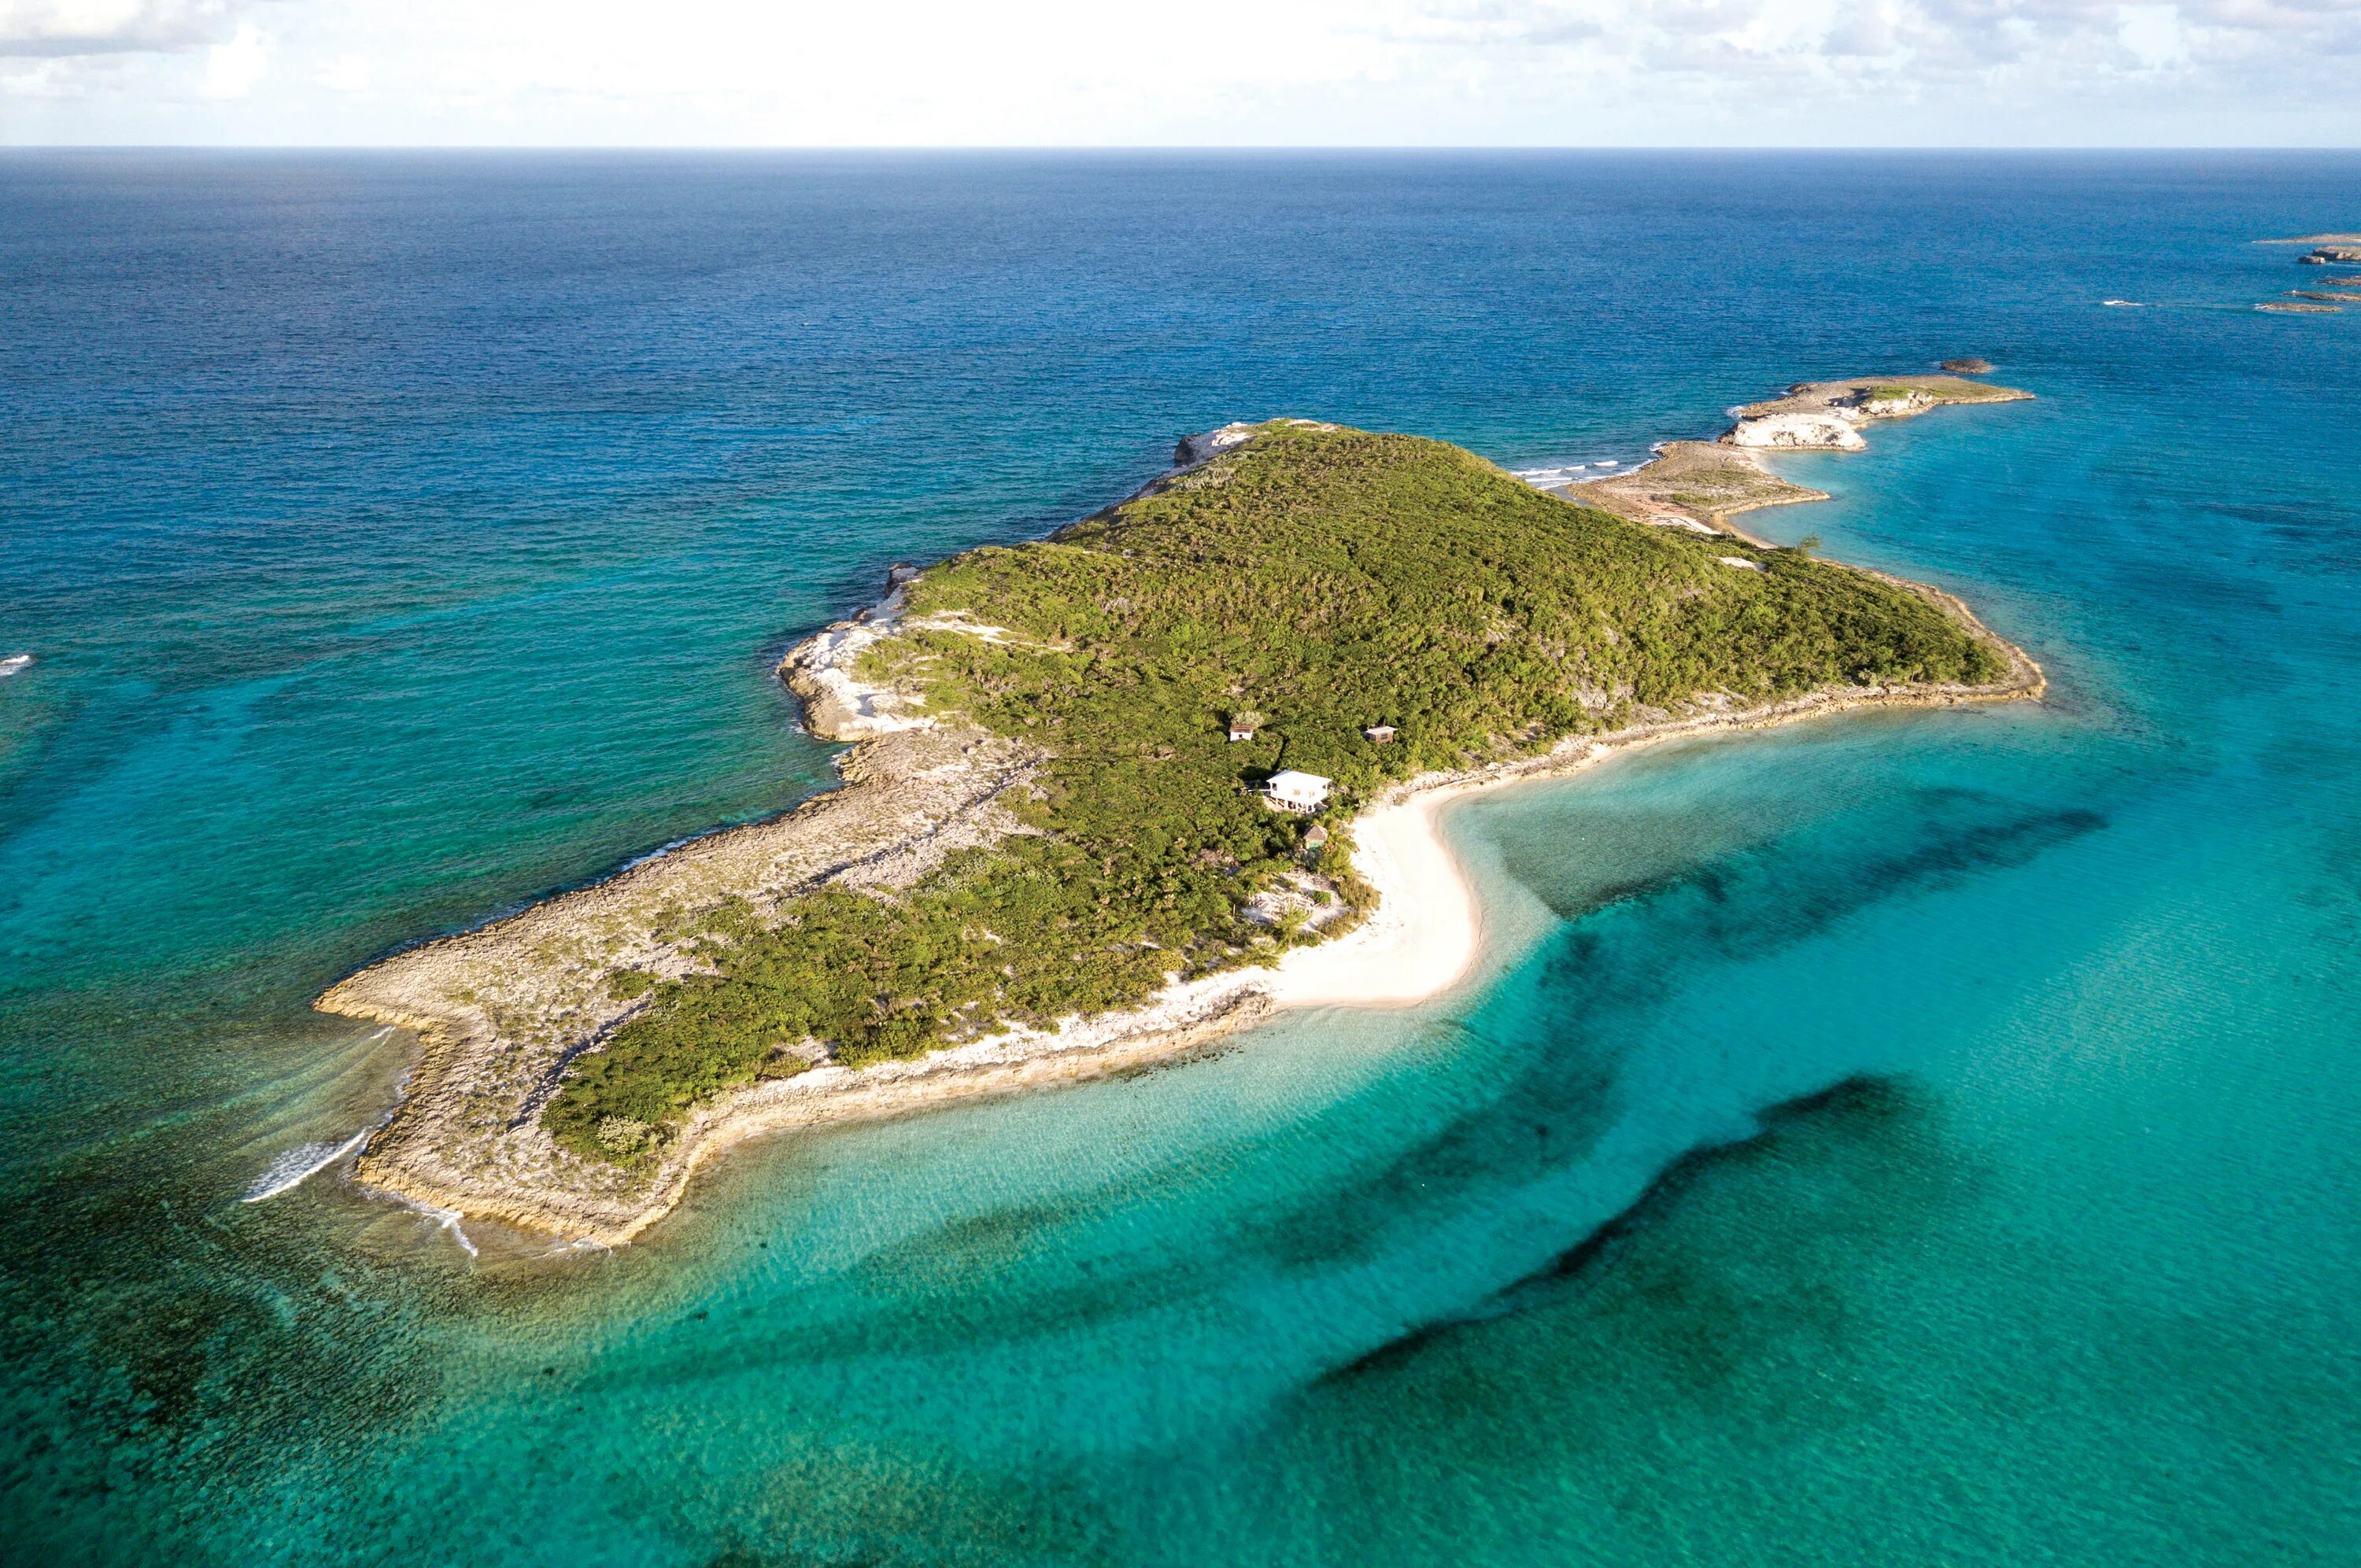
(1266, 769, 1331, 792)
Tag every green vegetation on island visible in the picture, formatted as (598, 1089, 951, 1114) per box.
(546, 421, 2008, 1162)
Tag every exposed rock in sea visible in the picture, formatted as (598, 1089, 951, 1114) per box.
(2257, 231, 2361, 267)
(1724, 375, 2028, 455)
(1940, 357, 1994, 374)
(2257, 301, 2339, 313)
(1570, 374, 2031, 536)
(1727, 382, 1934, 445)
(1857, 389, 1938, 418)
(1728, 411, 1868, 450)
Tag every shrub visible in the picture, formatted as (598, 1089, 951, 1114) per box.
(545, 423, 2002, 1160)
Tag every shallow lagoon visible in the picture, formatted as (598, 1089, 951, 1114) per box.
(4, 150, 2359, 1564)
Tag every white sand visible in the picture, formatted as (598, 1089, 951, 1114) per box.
(364, 670, 2050, 1246)
(1269, 787, 1482, 1009)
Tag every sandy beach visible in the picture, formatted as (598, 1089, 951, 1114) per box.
(444, 656, 2041, 1249)
(1267, 786, 1483, 1009)
(314, 393, 2045, 1249)
(531, 779, 1509, 1245)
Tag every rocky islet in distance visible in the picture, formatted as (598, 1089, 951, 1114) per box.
(2257, 231, 2361, 264)
(2253, 231, 2361, 311)
(1565, 375, 2030, 537)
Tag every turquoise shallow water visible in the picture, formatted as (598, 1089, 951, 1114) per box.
(3, 151, 2359, 1564)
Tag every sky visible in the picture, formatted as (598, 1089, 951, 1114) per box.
(2, 0, 2357, 146)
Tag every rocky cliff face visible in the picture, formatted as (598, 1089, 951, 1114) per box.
(778, 566, 935, 742)
(1173, 422, 1262, 467)
(1723, 375, 2030, 453)
(1727, 411, 1870, 450)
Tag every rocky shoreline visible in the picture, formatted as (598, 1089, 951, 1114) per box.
(1561, 373, 2030, 541)
(2254, 231, 2360, 311)
(314, 381, 2045, 1249)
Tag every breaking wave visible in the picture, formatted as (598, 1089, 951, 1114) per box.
(243, 1126, 372, 1203)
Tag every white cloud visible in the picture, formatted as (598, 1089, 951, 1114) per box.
(0, 0, 238, 55)
(1638, 0, 1768, 37)
(312, 46, 364, 92)
(1827, 0, 1904, 55)
(2119, 2, 2190, 63)
(194, 17, 260, 95)
(1377, 2, 1608, 45)
(0, 0, 2355, 143)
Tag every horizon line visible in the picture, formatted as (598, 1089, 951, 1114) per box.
(6, 142, 2359, 154)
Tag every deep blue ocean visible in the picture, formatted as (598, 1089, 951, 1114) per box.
(3, 150, 2359, 1566)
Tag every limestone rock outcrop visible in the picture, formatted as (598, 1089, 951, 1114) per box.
(1727, 411, 1869, 450)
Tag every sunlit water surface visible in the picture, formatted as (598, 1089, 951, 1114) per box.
(3, 151, 2358, 1565)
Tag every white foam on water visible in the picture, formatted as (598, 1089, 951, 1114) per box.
(427, 1205, 480, 1258)
(243, 1126, 372, 1203)
(0, 653, 31, 678)
(372, 1185, 483, 1258)
(621, 832, 704, 873)
(240, 1026, 401, 1203)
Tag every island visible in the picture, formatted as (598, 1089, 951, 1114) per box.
(2257, 232, 2361, 267)
(318, 380, 2045, 1245)
(1561, 376, 2031, 534)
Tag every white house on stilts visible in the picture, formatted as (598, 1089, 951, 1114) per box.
(1262, 770, 1332, 813)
